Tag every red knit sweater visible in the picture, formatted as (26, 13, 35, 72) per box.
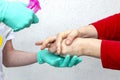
(92, 13, 120, 70)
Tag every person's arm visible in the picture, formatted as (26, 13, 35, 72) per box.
(66, 38, 120, 70)
(92, 13, 120, 40)
(48, 38, 101, 58)
(3, 40, 81, 67)
(82, 38, 120, 70)
(35, 25, 98, 54)
(48, 38, 120, 70)
(3, 40, 37, 67)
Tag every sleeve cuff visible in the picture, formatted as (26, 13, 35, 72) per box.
(101, 40, 120, 70)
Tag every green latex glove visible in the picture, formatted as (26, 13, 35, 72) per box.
(37, 50, 82, 67)
(0, 0, 39, 32)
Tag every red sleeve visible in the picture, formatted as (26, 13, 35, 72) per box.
(92, 13, 120, 40)
(91, 13, 120, 70)
(101, 40, 120, 70)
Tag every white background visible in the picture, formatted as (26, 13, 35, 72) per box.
(4, 0, 120, 80)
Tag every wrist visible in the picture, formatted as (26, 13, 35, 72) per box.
(78, 25, 98, 38)
(77, 26, 86, 38)
(37, 51, 44, 64)
(82, 38, 101, 58)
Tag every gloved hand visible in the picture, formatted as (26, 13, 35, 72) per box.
(37, 50, 82, 67)
(0, 0, 39, 32)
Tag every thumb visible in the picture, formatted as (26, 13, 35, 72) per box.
(65, 30, 79, 45)
(65, 35, 76, 45)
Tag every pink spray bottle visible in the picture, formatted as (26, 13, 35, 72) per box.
(27, 0, 41, 13)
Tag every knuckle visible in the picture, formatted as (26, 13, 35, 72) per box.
(72, 30, 78, 34)
(68, 35, 74, 39)
(43, 41, 48, 46)
(69, 30, 79, 37)
(57, 32, 64, 37)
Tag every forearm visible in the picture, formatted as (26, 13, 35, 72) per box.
(76, 38, 120, 70)
(78, 25, 98, 38)
(3, 50, 37, 67)
(61, 38, 101, 58)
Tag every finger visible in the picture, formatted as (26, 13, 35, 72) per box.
(35, 41, 55, 49)
(66, 30, 79, 45)
(35, 41, 43, 45)
(35, 41, 46, 50)
(56, 31, 71, 54)
(60, 55, 71, 67)
(74, 57, 82, 65)
(68, 55, 78, 67)
(41, 37, 56, 50)
(41, 44, 51, 49)
(48, 43, 57, 53)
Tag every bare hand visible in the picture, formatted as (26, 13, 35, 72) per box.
(35, 29, 80, 54)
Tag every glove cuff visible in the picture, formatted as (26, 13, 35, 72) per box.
(37, 51, 45, 64)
